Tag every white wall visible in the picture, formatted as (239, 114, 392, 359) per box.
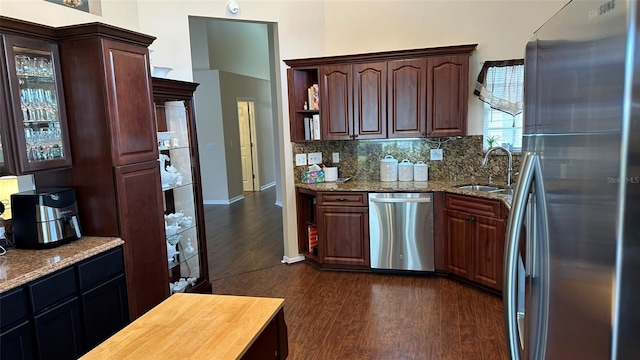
(1, 0, 565, 262)
(0, 0, 139, 29)
(204, 19, 271, 80)
(193, 70, 229, 203)
(136, 1, 328, 260)
(217, 70, 276, 199)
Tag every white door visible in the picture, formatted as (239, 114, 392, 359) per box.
(238, 100, 259, 191)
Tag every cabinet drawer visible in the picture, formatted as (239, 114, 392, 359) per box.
(445, 194, 501, 218)
(29, 267, 77, 313)
(317, 192, 367, 206)
(78, 247, 124, 291)
(0, 287, 30, 331)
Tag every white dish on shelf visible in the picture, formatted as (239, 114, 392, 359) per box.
(167, 234, 182, 245)
(157, 131, 173, 150)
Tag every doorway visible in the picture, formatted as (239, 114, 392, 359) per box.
(237, 99, 260, 192)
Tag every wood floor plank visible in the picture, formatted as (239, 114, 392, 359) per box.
(207, 189, 509, 360)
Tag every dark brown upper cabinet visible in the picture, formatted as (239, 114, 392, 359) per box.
(320, 64, 352, 140)
(426, 55, 469, 137)
(387, 58, 426, 138)
(353, 62, 386, 139)
(285, 45, 476, 141)
(0, 19, 72, 175)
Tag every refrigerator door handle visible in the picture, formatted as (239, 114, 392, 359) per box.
(504, 151, 538, 360)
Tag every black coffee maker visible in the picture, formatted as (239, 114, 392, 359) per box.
(11, 188, 81, 249)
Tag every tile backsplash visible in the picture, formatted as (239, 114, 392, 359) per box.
(292, 135, 521, 185)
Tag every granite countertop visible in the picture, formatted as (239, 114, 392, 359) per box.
(0, 236, 124, 293)
(296, 179, 513, 208)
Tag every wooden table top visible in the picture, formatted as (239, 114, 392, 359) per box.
(80, 293, 285, 360)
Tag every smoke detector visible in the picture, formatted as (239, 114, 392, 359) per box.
(226, 0, 240, 16)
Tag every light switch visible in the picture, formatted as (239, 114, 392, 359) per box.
(332, 152, 340, 163)
(295, 154, 307, 166)
(430, 149, 443, 161)
(308, 152, 322, 165)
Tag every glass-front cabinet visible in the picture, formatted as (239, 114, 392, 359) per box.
(152, 77, 211, 295)
(1, 34, 72, 174)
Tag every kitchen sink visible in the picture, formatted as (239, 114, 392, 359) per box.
(457, 185, 500, 192)
(489, 188, 514, 196)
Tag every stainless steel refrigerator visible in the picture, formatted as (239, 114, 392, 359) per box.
(504, 0, 640, 359)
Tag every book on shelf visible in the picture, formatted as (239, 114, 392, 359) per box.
(307, 225, 318, 254)
(303, 117, 311, 140)
(312, 114, 321, 140)
(307, 84, 319, 110)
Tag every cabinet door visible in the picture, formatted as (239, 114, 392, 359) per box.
(472, 215, 506, 291)
(318, 206, 369, 267)
(153, 78, 211, 295)
(387, 59, 426, 138)
(353, 62, 386, 139)
(33, 297, 84, 360)
(426, 55, 468, 137)
(320, 64, 353, 140)
(2, 34, 72, 173)
(82, 275, 129, 349)
(0, 321, 35, 360)
(115, 161, 168, 319)
(0, 44, 17, 176)
(102, 39, 157, 166)
(443, 208, 473, 278)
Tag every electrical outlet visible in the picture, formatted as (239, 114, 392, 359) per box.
(430, 149, 443, 161)
(295, 153, 307, 166)
(332, 152, 340, 163)
(308, 152, 323, 165)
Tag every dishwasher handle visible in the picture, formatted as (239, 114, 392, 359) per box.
(369, 197, 431, 203)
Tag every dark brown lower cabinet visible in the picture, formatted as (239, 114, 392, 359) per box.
(443, 194, 506, 292)
(241, 309, 288, 360)
(316, 192, 370, 269)
(114, 161, 168, 318)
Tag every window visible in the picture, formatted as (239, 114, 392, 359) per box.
(475, 60, 524, 152)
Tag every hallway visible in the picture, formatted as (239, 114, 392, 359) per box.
(204, 186, 284, 280)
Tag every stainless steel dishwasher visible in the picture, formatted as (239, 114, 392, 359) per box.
(368, 193, 434, 271)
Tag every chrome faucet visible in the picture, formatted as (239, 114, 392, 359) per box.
(482, 146, 513, 187)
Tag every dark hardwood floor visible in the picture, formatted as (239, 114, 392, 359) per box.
(204, 187, 284, 280)
(205, 188, 509, 360)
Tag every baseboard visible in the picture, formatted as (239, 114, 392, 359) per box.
(282, 255, 305, 264)
(229, 195, 244, 204)
(203, 194, 245, 205)
(260, 182, 276, 191)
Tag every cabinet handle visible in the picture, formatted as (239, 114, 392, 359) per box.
(353, 134, 359, 138)
(471, 216, 476, 222)
(337, 198, 348, 201)
(466, 216, 470, 220)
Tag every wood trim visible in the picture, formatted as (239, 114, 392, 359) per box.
(151, 77, 199, 99)
(317, 192, 367, 206)
(445, 193, 502, 218)
(284, 44, 477, 67)
(433, 192, 446, 271)
(55, 22, 155, 47)
(0, 16, 57, 40)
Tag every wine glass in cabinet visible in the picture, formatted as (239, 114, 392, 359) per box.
(152, 77, 211, 295)
(1, 33, 72, 175)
